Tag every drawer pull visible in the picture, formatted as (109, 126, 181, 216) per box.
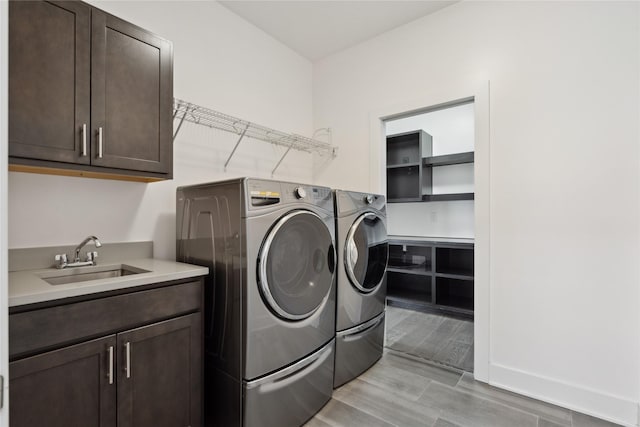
(98, 127, 103, 158)
(107, 345, 114, 385)
(125, 341, 131, 378)
(81, 124, 87, 156)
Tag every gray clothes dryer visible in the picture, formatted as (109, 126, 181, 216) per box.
(177, 178, 337, 427)
(333, 190, 388, 388)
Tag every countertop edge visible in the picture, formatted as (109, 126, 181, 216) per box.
(9, 258, 209, 308)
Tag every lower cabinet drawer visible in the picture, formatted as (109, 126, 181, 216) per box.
(243, 339, 334, 427)
(10, 280, 202, 359)
(334, 312, 385, 388)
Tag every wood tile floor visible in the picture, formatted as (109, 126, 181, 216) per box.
(304, 307, 621, 427)
(385, 306, 474, 372)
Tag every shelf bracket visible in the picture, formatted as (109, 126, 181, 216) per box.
(271, 140, 295, 177)
(173, 106, 194, 142)
(271, 141, 294, 178)
(224, 124, 249, 171)
(313, 127, 337, 158)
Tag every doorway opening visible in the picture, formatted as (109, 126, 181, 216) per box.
(383, 99, 475, 373)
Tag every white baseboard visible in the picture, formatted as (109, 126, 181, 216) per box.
(489, 363, 638, 427)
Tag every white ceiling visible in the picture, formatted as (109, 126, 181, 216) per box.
(218, 1, 459, 62)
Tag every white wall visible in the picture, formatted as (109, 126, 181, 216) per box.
(386, 200, 474, 238)
(386, 102, 475, 238)
(7, 0, 316, 260)
(385, 102, 475, 156)
(313, 1, 640, 425)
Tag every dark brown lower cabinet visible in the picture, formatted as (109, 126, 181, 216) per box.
(118, 315, 201, 427)
(9, 279, 203, 427)
(10, 335, 117, 427)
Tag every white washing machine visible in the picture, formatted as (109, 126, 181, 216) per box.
(177, 178, 336, 427)
(333, 190, 388, 388)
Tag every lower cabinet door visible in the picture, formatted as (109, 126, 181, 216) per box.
(117, 313, 202, 427)
(9, 335, 117, 427)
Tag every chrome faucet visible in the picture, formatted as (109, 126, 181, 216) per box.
(54, 235, 102, 269)
(74, 235, 102, 263)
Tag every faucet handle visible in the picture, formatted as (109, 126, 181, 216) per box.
(86, 251, 99, 264)
(55, 253, 68, 269)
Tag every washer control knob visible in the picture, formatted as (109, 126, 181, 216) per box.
(364, 194, 374, 204)
(294, 187, 307, 199)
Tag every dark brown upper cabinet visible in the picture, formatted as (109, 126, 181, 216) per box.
(91, 9, 173, 176)
(8, 1, 91, 166)
(9, 0, 173, 182)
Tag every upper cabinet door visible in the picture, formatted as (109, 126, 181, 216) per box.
(91, 9, 173, 175)
(9, 0, 91, 164)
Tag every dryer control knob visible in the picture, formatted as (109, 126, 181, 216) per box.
(294, 187, 307, 199)
(364, 194, 374, 204)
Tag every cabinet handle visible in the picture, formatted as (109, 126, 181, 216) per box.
(98, 127, 103, 158)
(81, 124, 87, 157)
(107, 345, 114, 385)
(125, 341, 131, 378)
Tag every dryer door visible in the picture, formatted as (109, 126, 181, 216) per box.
(259, 210, 335, 321)
(345, 212, 389, 293)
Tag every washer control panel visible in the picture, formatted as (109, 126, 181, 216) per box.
(294, 187, 307, 199)
(281, 183, 331, 203)
(246, 179, 332, 210)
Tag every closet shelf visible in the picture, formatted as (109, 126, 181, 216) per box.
(423, 152, 474, 167)
(173, 98, 337, 174)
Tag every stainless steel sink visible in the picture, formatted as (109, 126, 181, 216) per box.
(39, 264, 150, 286)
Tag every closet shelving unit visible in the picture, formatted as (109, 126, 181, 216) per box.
(386, 130, 474, 203)
(386, 237, 474, 317)
(385, 128, 475, 317)
(173, 98, 337, 175)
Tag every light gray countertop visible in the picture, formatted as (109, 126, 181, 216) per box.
(9, 258, 208, 307)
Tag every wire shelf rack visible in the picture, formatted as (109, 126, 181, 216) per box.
(173, 98, 336, 175)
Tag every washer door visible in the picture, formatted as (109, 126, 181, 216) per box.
(345, 213, 388, 293)
(259, 210, 336, 321)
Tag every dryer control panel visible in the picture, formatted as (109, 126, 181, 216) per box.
(335, 190, 386, 217)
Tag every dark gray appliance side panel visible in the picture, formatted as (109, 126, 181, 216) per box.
(176, 180, 245, 427)
(206, 368, 241, 427)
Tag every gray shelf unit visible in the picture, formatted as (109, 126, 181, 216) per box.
(421, 193, 474, 202)
(422, 151, 474, 167)
(422, 151, 474, 202)
(386, 130, 432, 202)
(386, 237, 474, 318)
(386, 130, 474, 203)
